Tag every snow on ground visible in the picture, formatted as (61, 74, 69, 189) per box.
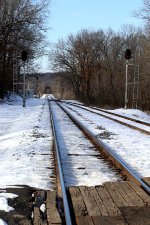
(64, 103, 150, 133)
(108, 108, 150, 123)
(50, 101, 120, 187)
(64, 100, 150, 123)
(0, 94, 54, 224)
(0, 218, 7, 225)
(0, 193, 18, 212)
(0, 95, 150, 224)
(0, 94, 54, 189)
(61, 102, 150, 178)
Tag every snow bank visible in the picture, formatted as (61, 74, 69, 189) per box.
(0, 219, 8, 225)
(0, 94, 54, 190)
(0, 193, 18, 212)
(108, 108, 150, 122)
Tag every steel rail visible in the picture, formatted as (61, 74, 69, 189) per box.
(57, 101, 150, 195)
(61, 101, 150, 135)
(48, 101, 72, 225)
(61, 100, 150, 127)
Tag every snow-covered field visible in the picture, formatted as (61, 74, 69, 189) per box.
(50, 101, 120, 187)
(108, 108, 150, 123)
(64, 100, 150, 123)
(0, 95, 54, 225)
(0, 94, 150, 225)
(61, 102, 150, 178)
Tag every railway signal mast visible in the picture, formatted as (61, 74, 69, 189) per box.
(124, 49, 140, 109)
(124, 49, 131, 109)
(13, 50, 19, 95)
(21, 51, 28, 107)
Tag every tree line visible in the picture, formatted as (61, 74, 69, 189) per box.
(0, 0, 49, 98)
(0, 0, 149, 110)
(49, 1, 150, 110)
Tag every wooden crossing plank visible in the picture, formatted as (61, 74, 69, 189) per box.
(34, 191, 46, 207)
(90, 187, 108, 216)
(142, 177, 150, 187)
(33, 207, 41, 225)
(34, 191, 46, 225)
(104, 182, 129, 207)
(128, 181, 150, 206)
(96, 185, 121, 216)
(109, 216, 128, 225)
(79, 186, 101, 216)
(46, 190, 62, 224)
(118, 182, 145, 206)
(76, 216, 94, 225)
(120, 206, 150, 225)
(113, 182, 135, 206)
(92, 216, 110, 225)
(70, 184, 149, 225)
(92, 216, 128, 225)
(69, 187, 88, 217)
(41, 222, 48, 225)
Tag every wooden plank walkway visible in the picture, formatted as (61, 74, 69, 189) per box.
(143, 177, 150, 187)
(33, 190, 62, 225)
(69, 181, 150, 225)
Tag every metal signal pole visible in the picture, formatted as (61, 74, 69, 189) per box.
(124, 49, 131, 109)
(21, 51, 28, 107)
(23, 62, 26, 107)
(125, 60, 128, 109)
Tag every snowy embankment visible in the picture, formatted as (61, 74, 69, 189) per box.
(62, 101, 150, 179)
(50, 101, 120, 187)
(0, 95, 149, 225)
(0, 94, 54, 224)
(108, 108, 150, 123)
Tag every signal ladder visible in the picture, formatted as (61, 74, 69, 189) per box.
(13, 51, 21, 94)
(132, 65, 139, 109)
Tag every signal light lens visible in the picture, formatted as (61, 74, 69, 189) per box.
(21, 51, 28, 61)
(125, 49, 131, 60)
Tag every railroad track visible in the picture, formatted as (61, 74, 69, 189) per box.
(48, 97, 150, 225)
(60, 100, 150, 135)
(49, 102, 72, 225)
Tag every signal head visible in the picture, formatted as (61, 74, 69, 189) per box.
(125, 49, 131, 60)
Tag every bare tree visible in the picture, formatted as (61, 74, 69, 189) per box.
(134, 0, 150, 25)
(0, 0, 50, 98)
(49, 25, 150, 110)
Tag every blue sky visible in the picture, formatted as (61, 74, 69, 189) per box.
(40, 0, 144, 72)
(47, 0, 144, 42)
